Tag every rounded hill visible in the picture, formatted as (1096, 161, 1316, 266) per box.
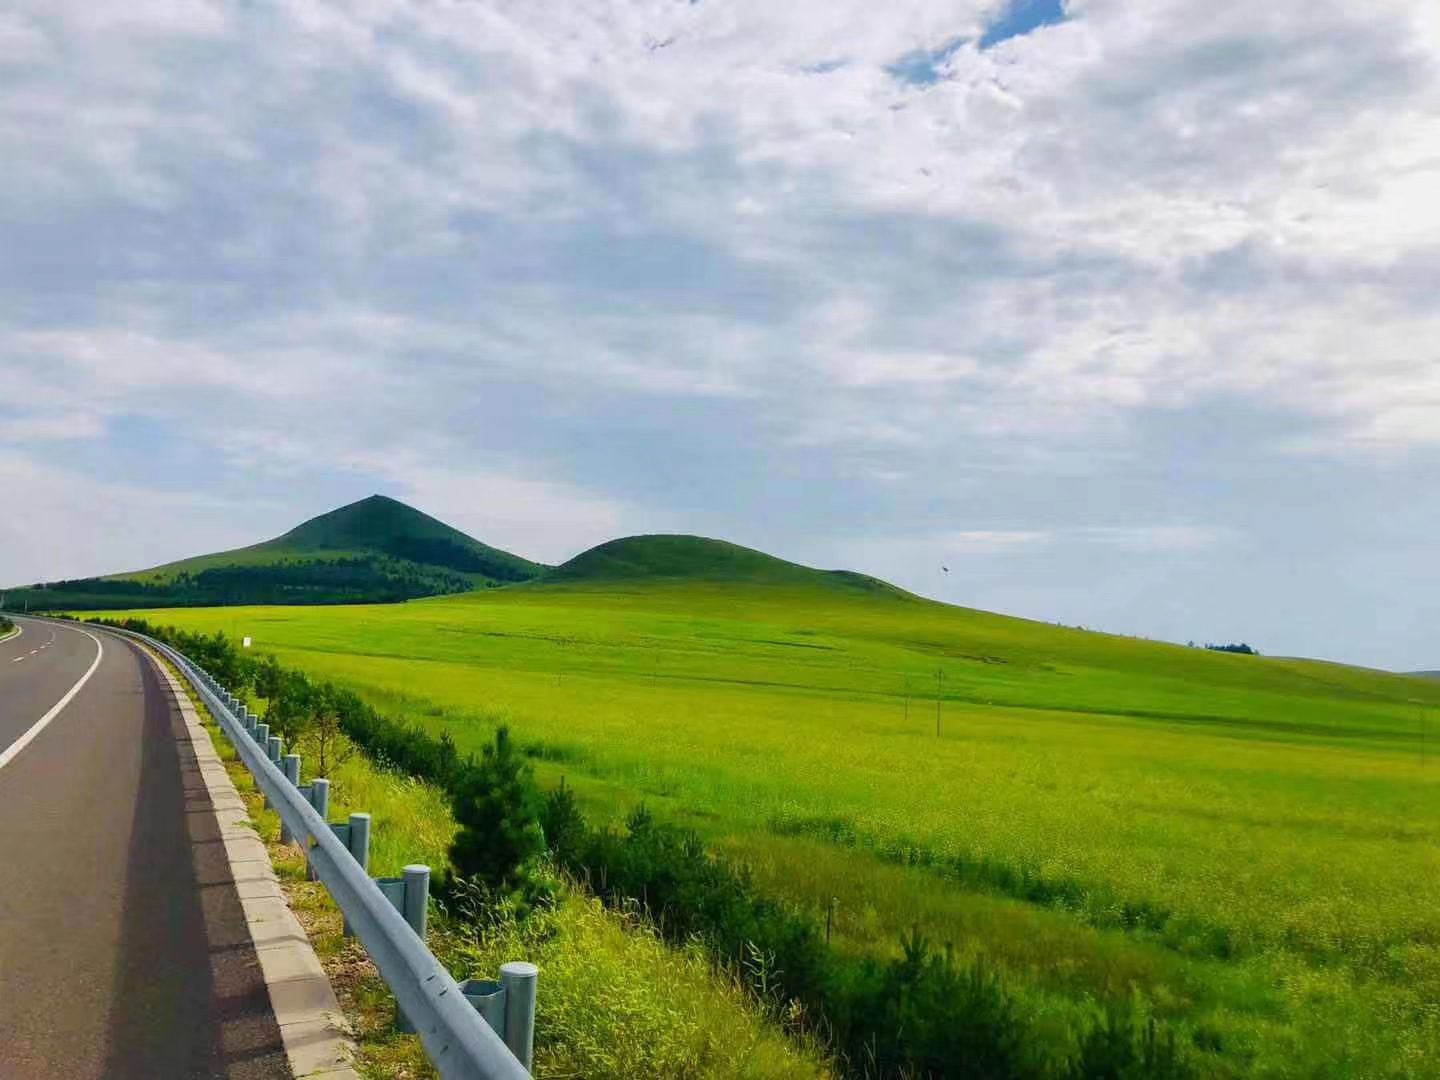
(267, 494, 546, 582)
(547, 534, 909, 597)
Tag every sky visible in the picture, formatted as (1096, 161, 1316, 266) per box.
(1, 0, 1437, 671)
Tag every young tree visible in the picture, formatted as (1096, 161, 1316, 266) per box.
(541, 776, 587, 865)
(253, 653, 284, 703)
(266, 668, 318, 742)
(448, 727, 544, 890)
(299, 706, 355, 778)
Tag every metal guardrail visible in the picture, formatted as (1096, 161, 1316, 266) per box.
(103, 624, 535, 1080)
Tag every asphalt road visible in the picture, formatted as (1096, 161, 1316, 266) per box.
(0, 616, 291, 1079)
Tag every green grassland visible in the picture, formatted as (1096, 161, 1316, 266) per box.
(106, 570, 1440, 1077)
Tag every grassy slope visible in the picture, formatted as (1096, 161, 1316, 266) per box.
(104, 581, 1440, 1078)
(114, 495, 548, 585)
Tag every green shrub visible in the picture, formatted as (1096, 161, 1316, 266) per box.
(1067, 1011, 1190, 1080)
(448, 726, 545, 893)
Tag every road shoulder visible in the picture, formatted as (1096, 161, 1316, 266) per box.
(145, 651, 360, 1080)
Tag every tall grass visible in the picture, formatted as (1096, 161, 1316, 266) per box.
(436, 890, 830, 1080)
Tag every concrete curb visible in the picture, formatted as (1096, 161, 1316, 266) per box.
(146, 651, 361, 1080)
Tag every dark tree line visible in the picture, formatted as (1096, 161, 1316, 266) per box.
(382, 536, 536, 582)
(8, 556, 477, 612)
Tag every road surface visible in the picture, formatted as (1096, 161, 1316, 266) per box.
(0, 616, 291, 1079)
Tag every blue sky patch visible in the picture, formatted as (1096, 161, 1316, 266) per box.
(886, 36, 967, 86)
(980, 0, 1068, 50)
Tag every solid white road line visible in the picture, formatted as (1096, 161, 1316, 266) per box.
(0, 625, 105, 773)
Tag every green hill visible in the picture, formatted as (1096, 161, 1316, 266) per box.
(130, 495, 546, 584)
(546, 534, 911, 597)
(4, 495, 548, 610)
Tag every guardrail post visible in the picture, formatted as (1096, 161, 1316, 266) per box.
(308, 778, 330, 881)
(402, 865, 430, 941)
(500, 962, 538, 1070)
(344, 813, 370, 938)
(460, 963, 539, 1071)
(267, 735, 282, 766)
(394, 864, 431, 1035)
(253, 724, 270, 807)
(280, 754, 301, 844)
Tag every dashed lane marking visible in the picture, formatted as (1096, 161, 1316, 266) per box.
(0, 625, 105, 772)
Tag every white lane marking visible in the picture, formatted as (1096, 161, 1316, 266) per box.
(9, 658, 22, 664)
(0, 625, 104, 773)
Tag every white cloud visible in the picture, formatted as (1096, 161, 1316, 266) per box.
(4, 0, 1438, 457)
(948, 530, 1053, 554)
(1078, 525, 1228, 553)
(0, 453, 254, 583)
